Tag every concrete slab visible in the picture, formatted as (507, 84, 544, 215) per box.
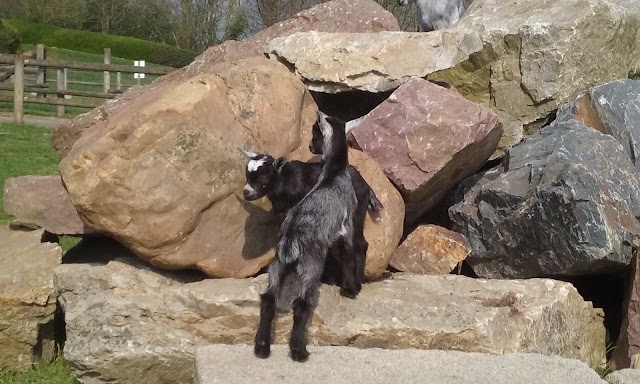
(195, 344, 607, 384)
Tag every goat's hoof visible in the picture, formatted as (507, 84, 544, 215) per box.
(290, 347, 310, 362)
(254, 343, 271, 359)
(339, 287, 359, 299)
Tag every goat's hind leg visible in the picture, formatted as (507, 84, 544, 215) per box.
(338, 239, 361, 299)
(290, 259, 323, 362)
(254, 258, 286, 358)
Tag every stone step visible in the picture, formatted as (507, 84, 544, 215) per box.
(194, 345, 606, 384)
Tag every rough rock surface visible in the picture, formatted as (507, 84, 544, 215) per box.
(58, 57, 317, 277)
(605, 369, 640, 384)
(556, 79, 640, 170)
(389, 225, 470, 275)
(430, 0, 640, 155)
(3, 175, 93, 235)
(0, 228, 62, 370)
(55, 258, 605, 383)
(611, 252, 640, 370)
(195, 345, 607, 384)
(178, 0, 400, 81)
(450, 120, 640, 278)
(51, 0, 399, 160)
(350, 77, 502, 223)
(267, 29, 483, 93)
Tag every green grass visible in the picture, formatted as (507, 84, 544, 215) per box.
(0, 122, 59, 224)
(3, 18, 196, 67)
(0, 121, 81, 383)
(0, 356, 79, 384)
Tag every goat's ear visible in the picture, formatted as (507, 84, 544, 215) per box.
(317, 110, 329, 123)
(272, 157, 286, 172)
(239, 148, 257, 159)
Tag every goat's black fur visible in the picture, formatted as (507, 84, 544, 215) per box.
(253, 112, 357, 362)
(241, 154, 382, 297)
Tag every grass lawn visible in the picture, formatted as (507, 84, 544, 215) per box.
(0, 356, 78, 384)
(0, 122, 59, 225)
(0, 121, 80, 383)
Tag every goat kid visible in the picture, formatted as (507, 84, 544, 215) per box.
(241, 150, 382, 298)
(398, 0, 466, 32)
(254, 112, 356, 362)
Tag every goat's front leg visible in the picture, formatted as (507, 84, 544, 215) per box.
(254, 258, 285, 358)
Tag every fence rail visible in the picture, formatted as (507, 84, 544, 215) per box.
(0, 45, 175, 124)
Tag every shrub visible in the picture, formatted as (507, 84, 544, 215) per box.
(0, 20, 21, 53)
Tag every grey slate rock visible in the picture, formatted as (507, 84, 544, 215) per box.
(556, 79, 640, 169)
(449, 120, 640, 278)
(195, 345, 607, 384)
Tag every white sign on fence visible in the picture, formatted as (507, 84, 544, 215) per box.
(133, 60, 146, 79)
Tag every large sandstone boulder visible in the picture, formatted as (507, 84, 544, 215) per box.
(450, 120, 640, 278)
(0, 228, 62, 370)
(51, 0, 400, 160)
(340, 150, 405, 280)
(432, 0, 640, 155)
(389, 225, 470, 275)
(556, 79, 640, 169)
(349, 77, 502, 223)
(267, 29, 483, 93)
(3, 175, 93, 235)
(59, 57, 317, 277)
(56, 258, 605, 384)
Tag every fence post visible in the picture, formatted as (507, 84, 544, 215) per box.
(56, 68, 66, 117)
(13, 55, 24, 124)
(116, 72, 122, 91)
(103, 48, 111, 93)
(36, 43, 46, 97)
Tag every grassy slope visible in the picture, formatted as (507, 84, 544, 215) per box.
(2, 18, 196, 67)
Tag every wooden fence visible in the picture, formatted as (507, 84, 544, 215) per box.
(0, 45, 174, 123)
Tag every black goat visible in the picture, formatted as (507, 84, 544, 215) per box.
(241, 150, 382, 296)
(253, 112, 358, 362)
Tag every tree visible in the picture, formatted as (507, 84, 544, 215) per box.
(84, 0, 128, 34)
(0, 20, 21, 54)
(255, 0, 324, 28)
(162, 0, 248, 51)
(0, 0, 23, 18)
(20, 0, 87, 29)
(375, 0, 417, 31)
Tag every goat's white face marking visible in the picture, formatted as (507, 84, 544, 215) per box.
(243, 183, 256, 195)
(247, 157, 267, 173)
